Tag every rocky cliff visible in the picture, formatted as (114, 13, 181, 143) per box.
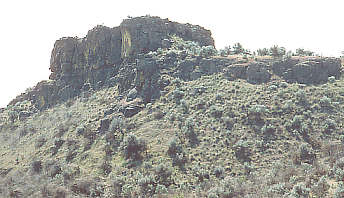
(9, 16, 214, 109)
(8, 16, 342, 113)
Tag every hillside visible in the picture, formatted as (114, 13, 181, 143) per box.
(1, 16, 344, 198)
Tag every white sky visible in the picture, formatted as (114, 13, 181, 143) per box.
(0, 0, 343, 108)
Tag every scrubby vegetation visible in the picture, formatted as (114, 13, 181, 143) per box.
(0, 19, 344, 197)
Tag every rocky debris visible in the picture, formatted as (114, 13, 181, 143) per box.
(126, 88, 138, 102)
(120, 98, 144, 118)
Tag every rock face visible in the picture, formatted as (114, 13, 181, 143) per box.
(224, 62, 272, 83)
(272, 57, 341, 84)
(120, 16, 214, 58)
(8, 16, 215, 109)
(49, 26, 122, 82)
(7, 16, 343, 113)
(50, 16, 214, 84)
(246, 62, 272, 84)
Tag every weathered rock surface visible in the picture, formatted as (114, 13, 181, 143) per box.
(7, 16, 342, 114)
(9, 16, 215, 109)
(246, 62, 272, 84)
(272, 57, 341, 84)
(120, 16, 214, 58)
(224, 62, 272, 83)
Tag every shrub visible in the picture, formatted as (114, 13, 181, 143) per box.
(233, 140, 251, 162)
(295, 48, 315, 56)
(257, 48, 269, 56)
(335, 182, 344, 198)
(290, 182, 310, 197)
(76, 124, 85, 136)
(109, 117, 125, 133)
(232, 42, 245, 54)
(269, 45, 286, 58)
(167, 138, 183, 157)
(248, 104, 268, 123)
(70, 179, 103, 197)
(31, 160, 42, 174)
(179, 99, 189, 114)
(18, 124, 36, 137)
(213, 166, 225, 178)
(56, 123, 69, 138)
(35, 136, 46, 148)
(110, 175, 125, 196)
(223, 117, 234, 130)
(154, 163, 172, 186)
(100, 161, 112, 175)
(261, 124, 275, 136)
(172, 153, 187, 168)
(286, 115, 305, 132)
(44, 161, 62, 178)
(293, 143, 316, 165)
(51, 138, 65, 156)
(319, 96, 332, 108)
(193, 165, 210, 182)
(267, 183, 287, 195)
(183, 118, 198, 144)
(295, 89, 307, 103)
(138, 174, 156, 195)
(200, 46, 217, 58)
(310, 175, 329, 197)
(155, 184, 168, 194)
(173, 89, 184, 103)
(218, 45, 231, 57)
(209, 105, 223, 118)
(120, 134, 147, 160)
(323, 118, 336, 133)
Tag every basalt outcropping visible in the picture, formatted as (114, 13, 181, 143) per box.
(8, 16, 342, 114)
(10, 16, 214, 110)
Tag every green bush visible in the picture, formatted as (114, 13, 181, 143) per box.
(154, 163, 172, 186)
(138, 174, 155, 195)
(167, 138, 183, 158)
(120, 134, 147, 160)
(233, 140, 251, 162)
(323, 118, 336, 133)
(200, 46, 217, 58)
(213, 166, 224, 178)
(35, 136, 46, 148)
(335, 182, 344, 198)
(209, 105, 223, 118)
(290, 182, 310, 197)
